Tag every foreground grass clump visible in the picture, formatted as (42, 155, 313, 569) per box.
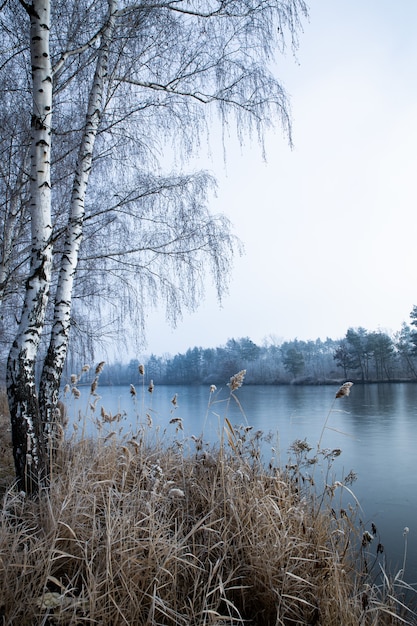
(0, 378, 416, 625)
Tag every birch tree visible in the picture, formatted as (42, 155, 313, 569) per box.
(6, 0, 53, 491)
(2, 0, 308, 492)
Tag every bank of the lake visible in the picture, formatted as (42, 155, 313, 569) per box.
(1, 388, 417, 624)
(64, 381, 417, 587)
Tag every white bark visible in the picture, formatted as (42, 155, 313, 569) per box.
(40, 0, 117, 426)
(7, 0, 53, 492)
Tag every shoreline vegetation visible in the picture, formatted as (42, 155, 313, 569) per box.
(1, 377, 417, 625)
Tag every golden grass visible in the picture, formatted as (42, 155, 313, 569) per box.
(0, 384, 416, 625)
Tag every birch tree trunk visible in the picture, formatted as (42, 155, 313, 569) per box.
(6, 0, 53, 493)
(0, 152, 31, 313)
(39, 0, 117, 436)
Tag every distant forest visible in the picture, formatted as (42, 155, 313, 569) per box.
(77, 310, 417, 387)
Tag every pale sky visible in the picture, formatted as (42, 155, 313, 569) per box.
(142, 0, 417, 356)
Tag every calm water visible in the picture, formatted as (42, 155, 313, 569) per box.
(67, 382, 417, 585)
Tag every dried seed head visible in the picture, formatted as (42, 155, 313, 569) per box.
(171, 393, 178, 406)
(127, 439, 140, 452)
(91, 377, 98, 394)
(71, 387, 81, 399)
(100, 406, 111, 422)
(95, 361, 105, 374)
(100, 409, 122, 423)
(138, 364, 144, 375)
(148, 380, 154, 393)
(70, 374, 78, 385)
(63, 384, 70, 396)
(210, 384, 217, 393)
(290, 438, 312, 454)
(81, 365, 90, 373)
(169, 417, 183, 430)
(344, 470, 357, 485)
(130, 384, 136, 396)
(100, 407, 112, 423)
(228, 370, 246, 391)
(335, 381, 354, 398)
(362, 530, 374, 546)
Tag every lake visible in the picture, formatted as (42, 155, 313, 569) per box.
(66, 381, 417, 585)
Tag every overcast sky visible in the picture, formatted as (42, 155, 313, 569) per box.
(142, 0, 417, 357)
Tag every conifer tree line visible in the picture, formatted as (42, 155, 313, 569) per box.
(88, 308, 417, 386)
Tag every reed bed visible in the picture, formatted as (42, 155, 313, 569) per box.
(0, 374, 416, 625)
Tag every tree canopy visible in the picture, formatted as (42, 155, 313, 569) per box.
(0, 0, 308, 491)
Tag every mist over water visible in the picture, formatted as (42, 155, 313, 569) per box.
(67, 381, 417, 585)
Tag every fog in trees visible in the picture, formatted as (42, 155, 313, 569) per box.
(92, 309, 417, 387)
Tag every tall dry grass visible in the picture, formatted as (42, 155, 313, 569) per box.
(0, 376, 416, 625)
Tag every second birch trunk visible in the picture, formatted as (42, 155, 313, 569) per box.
(39, 0, 117, 439)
